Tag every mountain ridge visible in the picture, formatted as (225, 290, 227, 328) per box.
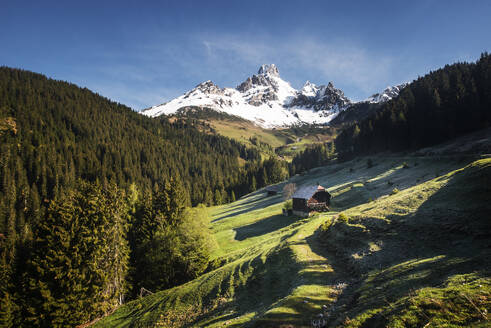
(142, 64, 406, 128)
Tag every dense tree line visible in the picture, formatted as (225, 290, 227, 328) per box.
(0, 179, 216, 327)
(336, 53, 491, 157)
(0, 67, 289, 327)
(289, 142, 336, 174)
(0, 67, 263, 213)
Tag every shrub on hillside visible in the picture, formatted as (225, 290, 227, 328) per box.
(337, 212, 350, 223)
(320, 217, 334, 232)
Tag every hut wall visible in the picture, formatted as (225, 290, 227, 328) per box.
(292, 198, 308, 212)
(293, 210, 310, 217)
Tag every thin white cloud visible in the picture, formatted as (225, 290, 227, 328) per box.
(200, 35, 396, 98)
(84, 33, 400, 108)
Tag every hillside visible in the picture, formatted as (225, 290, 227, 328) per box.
(168, 107, 338, 160)
(95, 133, 491, 327)
(0, 67, 270, 211)
(166, 107, 292, 151)
(3, 2, 490, 328)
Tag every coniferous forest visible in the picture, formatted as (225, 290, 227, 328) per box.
(0, 67, 288, 327)
(335, 53, 491, 157)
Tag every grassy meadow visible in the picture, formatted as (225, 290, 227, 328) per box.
(95, 151, 491, 327)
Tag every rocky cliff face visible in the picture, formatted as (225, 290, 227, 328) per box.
(288, 81, 352, 112)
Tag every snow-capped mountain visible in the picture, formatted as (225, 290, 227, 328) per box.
(142, 64, 404, 128)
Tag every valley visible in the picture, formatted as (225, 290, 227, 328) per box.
(1, 54, 489, 327)
(2, 3, 491, 328)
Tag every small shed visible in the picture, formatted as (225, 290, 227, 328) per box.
(292, 185, 331, 217)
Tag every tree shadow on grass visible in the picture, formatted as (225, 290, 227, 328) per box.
(307, 160, 491, 326)
(234, 214, 299, 241)
(213, 193, 283, 222)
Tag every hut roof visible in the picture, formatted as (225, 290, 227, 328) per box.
(292, 185, 326, 199)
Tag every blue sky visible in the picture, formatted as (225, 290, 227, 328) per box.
(1, 0, 490, 110)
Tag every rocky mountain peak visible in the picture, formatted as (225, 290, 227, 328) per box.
(190, 80, 223, 95)
(236, 66, 282, 93)
(300, 81, 317, 97)
(257, 64, 279, 77)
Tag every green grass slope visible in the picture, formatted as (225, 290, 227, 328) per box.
(95, 153, 490, 328)
(208, 121, 337, 161)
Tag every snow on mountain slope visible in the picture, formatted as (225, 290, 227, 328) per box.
(142, 65, 405, 128)
(143, 65, 301, 127)
(365, 83, 409, 103)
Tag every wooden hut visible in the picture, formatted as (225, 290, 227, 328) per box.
(292, 185, 331, 217)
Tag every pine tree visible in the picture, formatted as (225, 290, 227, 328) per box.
(329, 141, 336, 157)
(153, 178, 189, 226)
(204, 188, 213, 206)
(260, 167, 269, 186)
(214, 189, 222, 205)
(250, 176, 257, 192)
(25, 182, 130, 327)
